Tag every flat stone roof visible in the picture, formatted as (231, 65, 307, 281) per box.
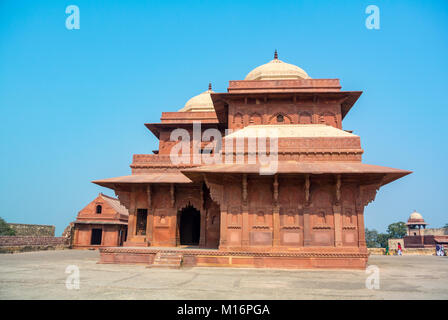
(225, 124, 357, 139)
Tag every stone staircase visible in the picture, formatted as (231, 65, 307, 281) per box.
(148, 252, 183, 269)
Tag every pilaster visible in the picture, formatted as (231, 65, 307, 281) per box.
(333, 205, 342, 247)
(272, 174, 280, 247)
(146, 185, 153, 245)
(357, 207, 366, 248)
(219, 207, 228, 248)
(303, 207, 312, 246)
(241, 174, 249, 247)
(128, 189, 136, 238)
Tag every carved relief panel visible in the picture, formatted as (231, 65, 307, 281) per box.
(227, 206, 242, 246)
(249, 113, 262, 125)
(280, 207, 303, 246)
(310, 188, 334, 246)
(341, 184, 358, 246)
(153, 208, 170, 245)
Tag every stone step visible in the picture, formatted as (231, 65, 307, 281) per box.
(148, 263, 182, 269)
(154, 255, 182, 260)
(149, 252, 183, 269)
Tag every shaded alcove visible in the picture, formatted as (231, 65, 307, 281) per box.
(179, 205, 201, 245)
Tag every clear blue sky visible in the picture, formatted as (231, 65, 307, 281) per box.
(1, 0, 447, 235)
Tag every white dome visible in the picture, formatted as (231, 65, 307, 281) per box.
(245, 51, 310, 81)
(179, 84, 215, 112)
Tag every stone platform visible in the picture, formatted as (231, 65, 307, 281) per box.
(99, 246, 369, 269)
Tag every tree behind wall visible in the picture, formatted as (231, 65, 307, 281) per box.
(366, 221, 408, 248)
(0, 217, 16, 236)
(365, 228, 380, 248)
(387, 222, 407, 239)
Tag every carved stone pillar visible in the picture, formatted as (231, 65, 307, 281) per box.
(303, 175, 312, 246)
(219, 207, 228, 248)
(128, 189, 137, 238)
(333, 205, 342, 247)
(169, 207, 177, 246)
(357, 207, 366, 248)
(199, 185, 206, 248)
(146, 185, 153, 245)
(272, 175, 280, 247)
(241, 174, 249, 247)
(199, 211, 206, 248)
(303, 207, 312, 246)
(175, 211, 180, 246)
(333, 175, 342, 247)
(170, 184, 175, 208)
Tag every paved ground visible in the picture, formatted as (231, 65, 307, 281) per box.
(0, 250, 447, 299)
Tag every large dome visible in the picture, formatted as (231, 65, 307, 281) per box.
(178, 84, 215, 112)
(245, 51, 310, 81)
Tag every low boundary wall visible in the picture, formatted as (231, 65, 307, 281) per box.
(0, 236, 68, 253)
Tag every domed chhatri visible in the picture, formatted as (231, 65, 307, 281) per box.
(245, 50, 311, 81)
(406, 210, 428, 237)
(407, 210, 427, 224)
(178, 83, 215, 112)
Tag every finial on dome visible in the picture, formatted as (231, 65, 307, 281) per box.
(208, 82, 212, 91)
(274, 49, 278, 60)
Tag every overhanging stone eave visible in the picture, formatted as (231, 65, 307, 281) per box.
(181, 162, 412, 184)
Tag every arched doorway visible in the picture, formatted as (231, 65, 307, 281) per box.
(179, 205, 201, 245)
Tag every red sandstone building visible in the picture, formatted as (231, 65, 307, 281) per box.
(93, 52, 411, 268)
(72, 193, 128, 249)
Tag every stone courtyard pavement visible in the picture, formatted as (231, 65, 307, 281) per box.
(0, 250, 447, 299)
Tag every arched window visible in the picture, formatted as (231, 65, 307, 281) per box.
(299, 112, 312, 124)
(269, 113, 290, 124)
(233, 113, 244, 129)
(256, 211, 265, 224)
(249, 113, 262, 125)
(96, 205, 102, 214)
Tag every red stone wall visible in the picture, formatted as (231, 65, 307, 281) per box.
(119, 174, 372, 254)
(208, 175, 364, 250)
(228, 100, 342, 131)
(403, 235, 444, 248)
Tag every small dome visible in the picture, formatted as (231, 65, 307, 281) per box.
(245, 51, 310, 81)
(178, 84, 215, 112)
(407, 210, 427, 225)
(409, 211, 423, 220)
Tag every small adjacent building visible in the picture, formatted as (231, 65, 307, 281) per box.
(404, 211, 448, 248)
(72, 193, 128, 249)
